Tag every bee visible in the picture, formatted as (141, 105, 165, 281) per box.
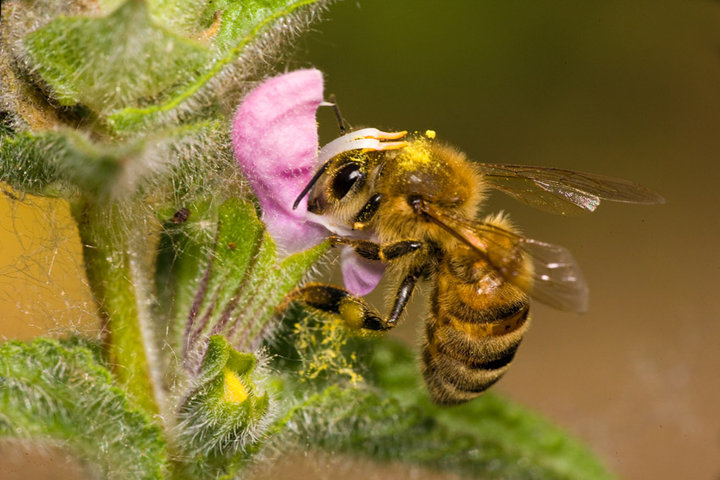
(291, 129, 663, 405)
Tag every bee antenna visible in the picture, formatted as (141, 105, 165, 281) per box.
(293, 162, 329, 210)
(328, 94, 347, 135)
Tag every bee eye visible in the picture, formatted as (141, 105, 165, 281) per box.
(332, 163, 364, 199)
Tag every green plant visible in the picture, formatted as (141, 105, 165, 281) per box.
(0, 1, 615, 478)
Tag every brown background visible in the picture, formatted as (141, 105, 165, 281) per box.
(2, 1, 720, 479)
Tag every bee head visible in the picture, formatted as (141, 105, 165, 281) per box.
(294, 152, 368, 215)
(292, 128, 408, 229)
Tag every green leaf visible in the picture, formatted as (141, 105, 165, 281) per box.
(369, 340, 615, 479)
(198, 0, 320, 54)
(108, 0, 326, 131)
(269, 305, 375, 385)
(271, 339, 615, 480)
(24, 0, 211, 115)
(0, 129, 140, 198)
(0, 339, 168, 480)
(0, 120, 224, 199)
(155, 197, 328, 373)
(0, 131, 69, 196)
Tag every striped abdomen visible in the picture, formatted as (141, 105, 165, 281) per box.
(422, 252, 531, 405)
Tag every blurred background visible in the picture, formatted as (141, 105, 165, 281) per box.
(2, 1, 720, 479)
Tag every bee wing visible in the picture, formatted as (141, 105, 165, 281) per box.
(513, 236, 589, 313)
(420, 204, 589, 312)
(476, 163, 665, 215)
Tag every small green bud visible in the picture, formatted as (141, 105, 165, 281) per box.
(176, 336, 270, 460)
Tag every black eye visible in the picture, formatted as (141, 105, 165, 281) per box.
(332, 163, 364, 199)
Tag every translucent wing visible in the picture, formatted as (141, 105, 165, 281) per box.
(514, 236, 588, 312)
(477, 163, 665, 215)
(420, 203, 589, 312)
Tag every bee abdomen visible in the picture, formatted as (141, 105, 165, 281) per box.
(422, 298, 530, 405)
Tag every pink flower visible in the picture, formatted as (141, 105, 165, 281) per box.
(231, 69, 327, 253)
(231, 69, 386, 295)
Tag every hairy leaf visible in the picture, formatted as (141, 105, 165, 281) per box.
(108, 0, 326, 131)
(368, 340, 616, 479)
(199, 0, 321, 54)
(0, 121, 224, 199)
(0, 339, 168, 479)
(0, 131, 69, 196)
(24, 0, 211, 114)
(269, 337, 615, 480)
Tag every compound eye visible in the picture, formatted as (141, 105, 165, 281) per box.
(332, 163, 364, 199)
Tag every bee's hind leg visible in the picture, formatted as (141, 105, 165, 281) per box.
(285, 237, 425, 332)
(286, 283, 387, 331)
(287, 267, 421, 332)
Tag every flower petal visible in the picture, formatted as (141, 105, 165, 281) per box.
(232, 69, 387, 295)
(232, 69, 329, 254)
(340, 246, 386, 296)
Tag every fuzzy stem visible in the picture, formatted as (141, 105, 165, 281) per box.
(72, 199, 164, 417)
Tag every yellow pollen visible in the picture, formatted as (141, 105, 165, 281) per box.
(222, 368, 249, 403)
(425, 129, 436, 139)
(338, 300, 366, 330)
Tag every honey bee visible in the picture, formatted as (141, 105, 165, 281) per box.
(291, 129, 663, 405)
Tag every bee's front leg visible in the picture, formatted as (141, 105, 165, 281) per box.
(352, 193, 383, 230)
(329, 235, 423, 262)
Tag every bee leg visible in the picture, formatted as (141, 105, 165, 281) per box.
(384, 271, 420, 328)
(286, 243, 424, 331)
(381, 240, 423, 261)
(352, 193, 383, 230)
(329, 235, 423, 262)
(286, 282, 386, 330)
(330, 236, 381, 260)
(287, 274, 420, 332)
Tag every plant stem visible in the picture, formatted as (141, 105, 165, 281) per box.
(72, 199, 164, 417)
